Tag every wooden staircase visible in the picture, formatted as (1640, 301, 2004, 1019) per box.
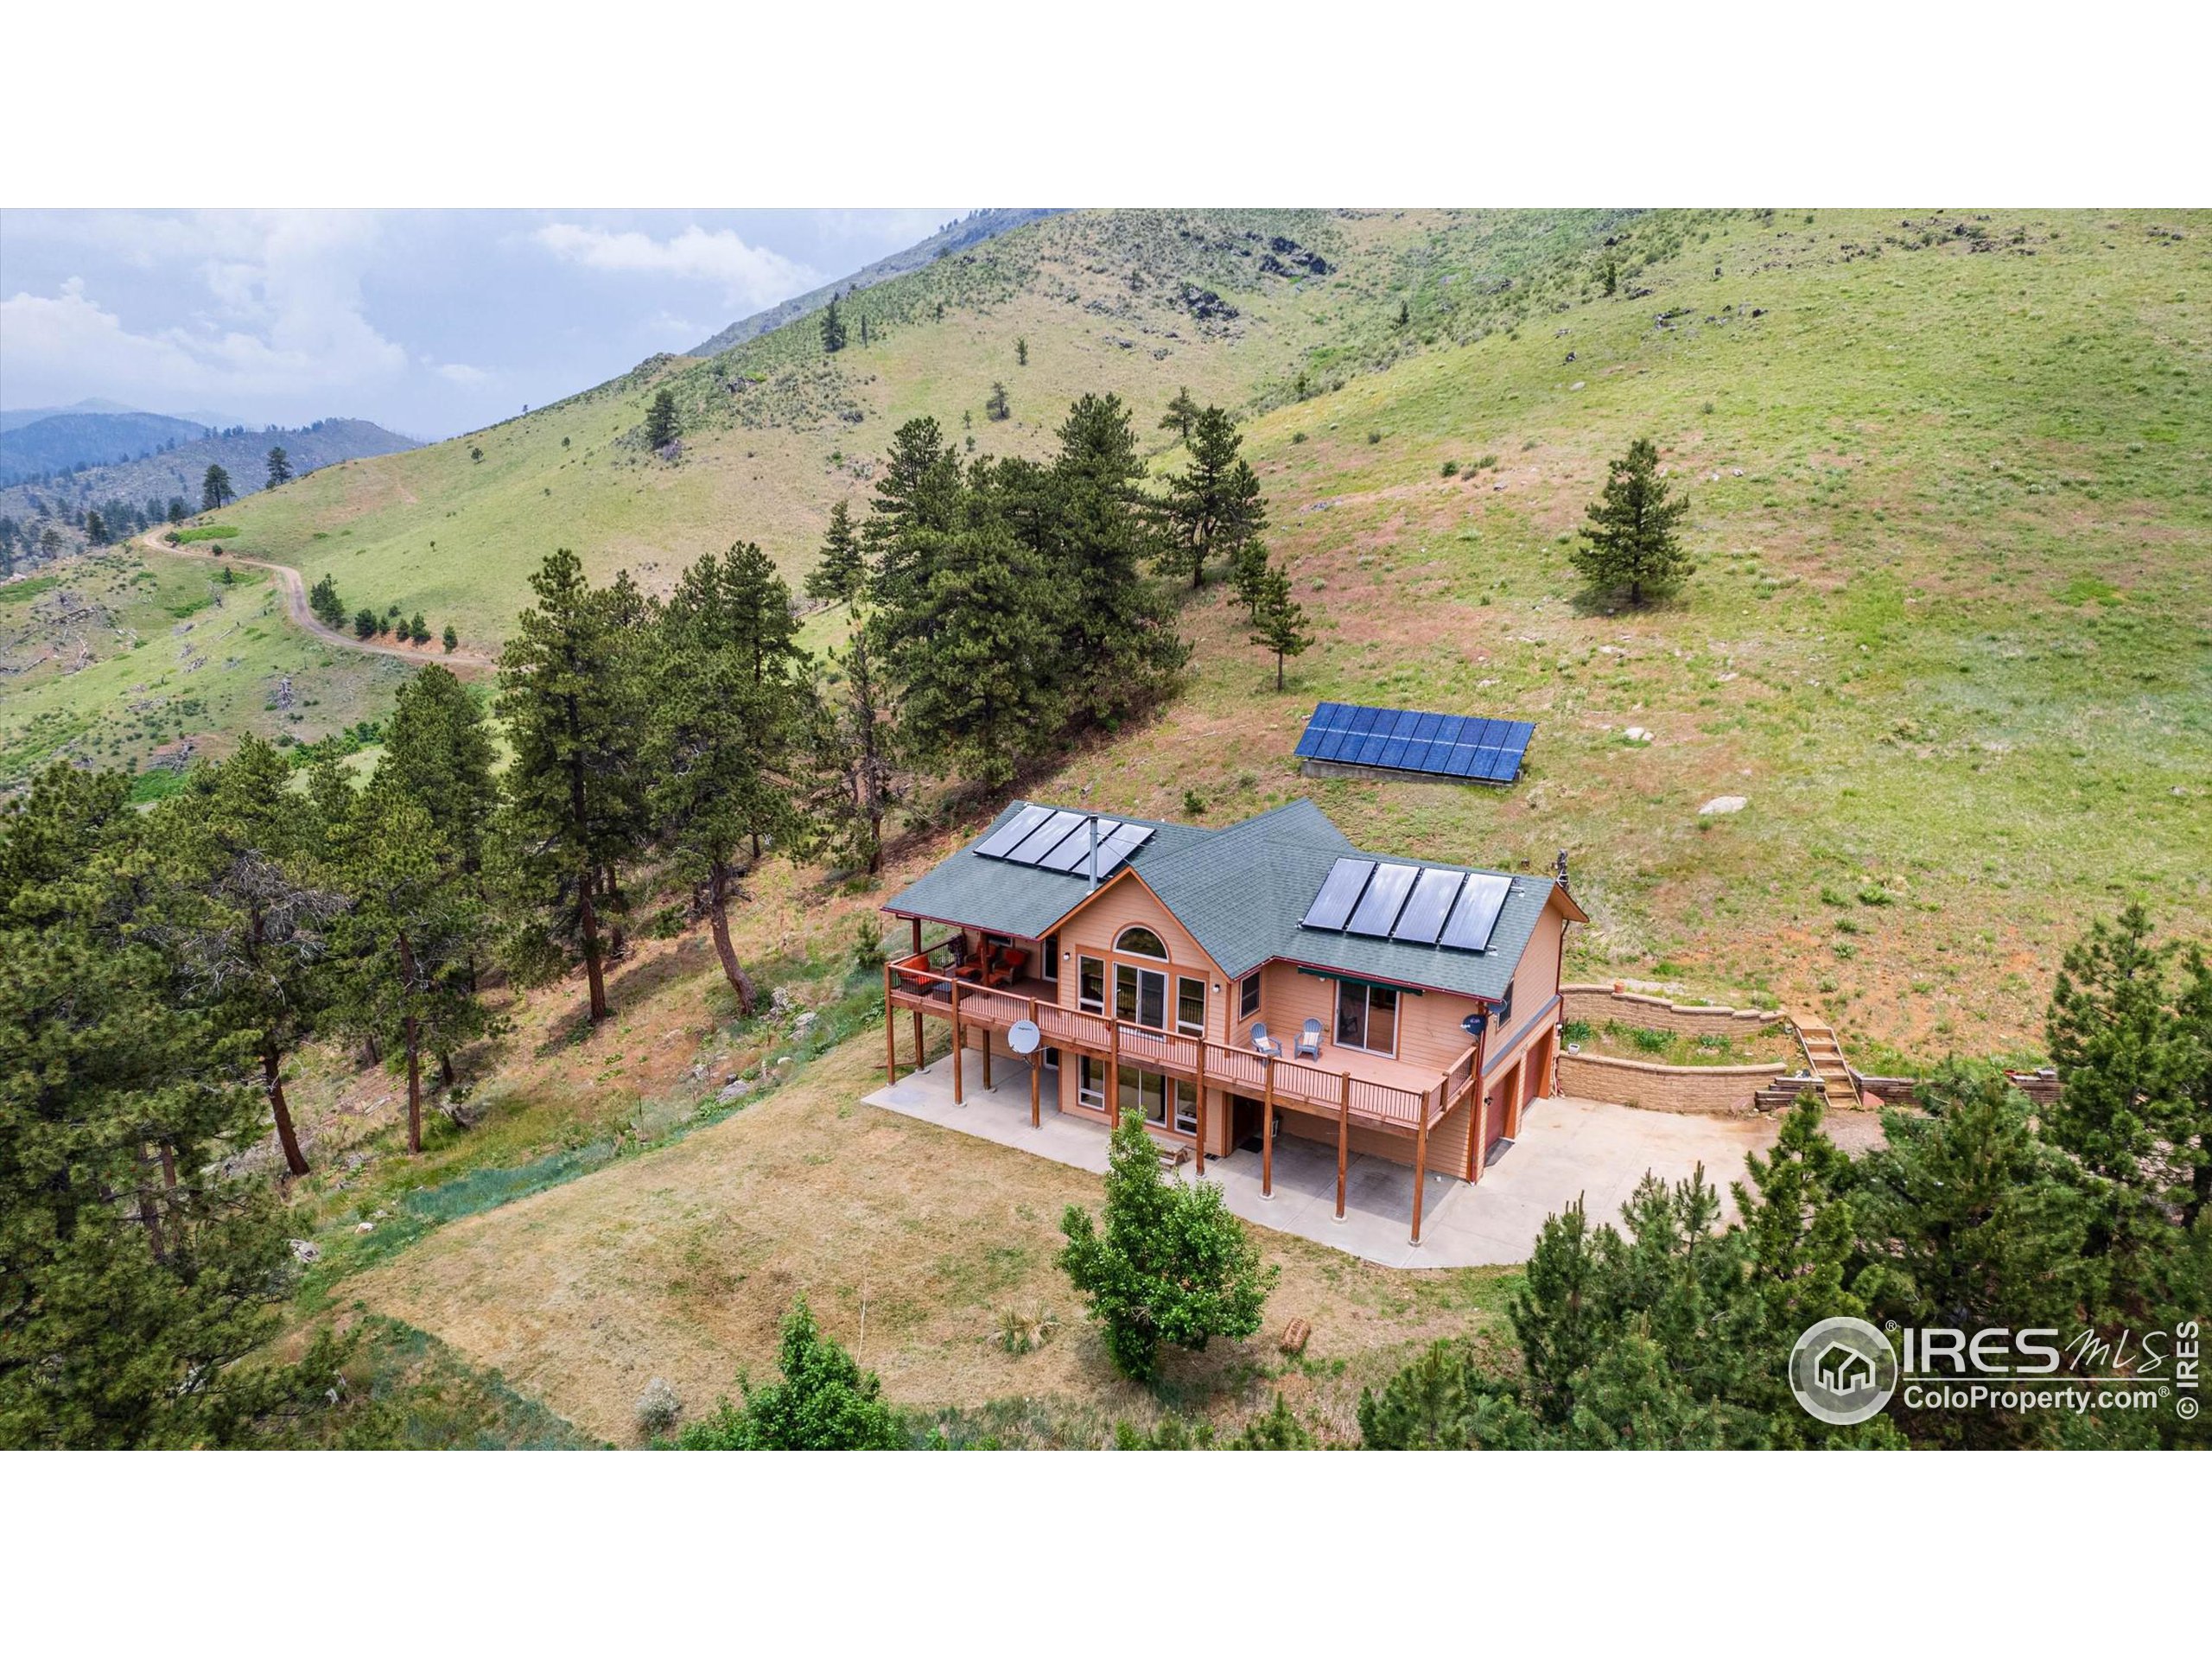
(1788, 1014, 1862, 1110)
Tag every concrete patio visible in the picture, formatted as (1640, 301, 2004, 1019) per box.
(863, 1052, 1783, 1269)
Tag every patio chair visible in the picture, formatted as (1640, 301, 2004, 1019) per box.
(983, 946, 1029, 988)
(1294, 1018, 1324, 1061)
(1250, 1022, 1281, 1059)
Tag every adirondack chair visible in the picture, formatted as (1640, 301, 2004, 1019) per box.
(1294, 1019, 1324, 1060)
(1250, 1022, 1281, 1058)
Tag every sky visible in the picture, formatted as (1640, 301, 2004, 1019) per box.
(0, 210, 963, 440)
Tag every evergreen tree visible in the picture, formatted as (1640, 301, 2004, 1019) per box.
(167, 498, 187, 524)
(1160, 386, 1200, 442)
(265, 446, 292, 487)
(1228, 1393, 1319, 1449)
(1571, 437, 1694, 607)
(1058, 1107, 1277, 1382)
(863, 416, 963, 625)
(1395, 298, 1410, 328)
(308, 573, 345, 628)
(83, 510, 106, 546)
(379, 664, 498, 900)
(643, 388, 681, 452)
(321, 773, 487, 1154)
(442, 623, 459, 653)
(673, 1298, 901, 1450)
(819, 294, 848, 353)
(353, 607, 377, 639)
(804, 498, 866, 607)
(0, 766, 344, 1446)
(143, 739, 344, 1177)
(647, 542, 807, 1014)
(201, 463, 234, 512)
(1247, 560, 1312, 690)
(1015, 335, 1028, 366)
(984, 381, 1011, 422)
(493, 550, 645, 1024)
(1158, 404, 1265, 589)
(804, 610, 897, 876)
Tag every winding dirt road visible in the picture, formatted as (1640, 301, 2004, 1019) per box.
(137, 529, 497, 673)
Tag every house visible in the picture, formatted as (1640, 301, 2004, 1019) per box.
(879, 799, 1586, 1245)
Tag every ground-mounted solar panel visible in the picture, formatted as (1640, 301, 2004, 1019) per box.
(1440, 872, 1514, 952)
(1300, 857, 1376, 931)
(1090, 823, 1154, 878)
(1392, 867, 1467, 944)
(1295, 702, 1532, 787)
(1036, 817, 1122, 873)
(975, 804, 1055, 861)
(1006, 809, 1086, 866)
(1346, 861, 1420, 937)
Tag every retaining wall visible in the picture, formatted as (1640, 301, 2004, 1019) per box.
(1558, 1052, 1788, 1116)
(1560, 983, 1783, 1039)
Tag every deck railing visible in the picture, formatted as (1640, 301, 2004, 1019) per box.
(887, 959, 1440, 1131)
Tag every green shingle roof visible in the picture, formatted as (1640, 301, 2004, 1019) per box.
(883, 798, 1569, 1004)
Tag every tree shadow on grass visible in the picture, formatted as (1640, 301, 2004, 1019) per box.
(532, 933, 716, 1057)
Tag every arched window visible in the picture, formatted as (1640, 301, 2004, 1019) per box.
(1116, 925, 1168, 960)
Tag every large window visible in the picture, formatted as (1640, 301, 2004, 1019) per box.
(1077, 955, 1105, 1015)
(1335, 980, 1400, 1056)
(1116, 925, 1168, 959)
(1078, 1055, 1109, 1112)
(1115, 1065, 1198, 1135)
(1116, 963, 1166, 1029)
(1176, 976, 1207, 1039)
(1238, 971, 1262, 1021)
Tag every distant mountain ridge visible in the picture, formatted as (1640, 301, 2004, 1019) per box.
(685, 208, 1063, 357)
(1, 410, 219, 485)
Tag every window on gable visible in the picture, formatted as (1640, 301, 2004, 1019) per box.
(1116, 925, 1168, 960)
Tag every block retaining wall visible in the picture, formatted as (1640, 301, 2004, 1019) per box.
(1558, 1052, 1789, 1116)
(1560, 983, 1783, 1039)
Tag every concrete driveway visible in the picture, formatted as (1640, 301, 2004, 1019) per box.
(865, 1055, 1783, 1269)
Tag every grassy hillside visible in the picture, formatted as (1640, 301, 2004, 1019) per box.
(6, 207, 2205, 1063)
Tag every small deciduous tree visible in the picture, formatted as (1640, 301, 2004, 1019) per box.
(1058, 1107, 1277, 1382)
(1571, 437, 1693, 607)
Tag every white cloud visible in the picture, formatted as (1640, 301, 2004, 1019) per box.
(533, 222, 817, 308)
(0, 212, 410, 415)
(431, 360, 491, 385)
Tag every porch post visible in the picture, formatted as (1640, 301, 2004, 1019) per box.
(981, 1024, 992, 1090)
(1109, 1018, 1121, 1122)
(1028, 995, 1041, 1129)
(1410, 1090, 1431, 1247)
(1194, 1043, 1209, 1176)
(908, 918, 925, 1075)
(1473, 1089, 1491, 1185)
(951, 980, 964, 1105)
(1335, 1070, 1351, 1221)
(1261, 1059, 1275, 1199)
(883, 964, 897, 1084)
(909, 918, 922, 952)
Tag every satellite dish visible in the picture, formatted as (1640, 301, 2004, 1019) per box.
(1461, 1011, 1489, 1039)
(1007, 1020, 1042, 1056)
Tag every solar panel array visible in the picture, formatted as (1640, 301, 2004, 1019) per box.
(973, 807, 1154, 878)
(1298, 856, 1514, 954)
(1294, 703, 1534, 785)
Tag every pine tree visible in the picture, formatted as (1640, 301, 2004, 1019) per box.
(804, 499, 866, 607)
(1395, 298, 1410, 328)
(83, 510, 106, 546)
(1247, 560, 1312, 690)
(144, 739, 344, 1178)
(1015, 335, 1028, 366)
(819, 294, 848, 353)
(353, 607, 377, 639)
(265, 446, 292, 487)
(493, 550, 645, 1024)
(1158, 405, 1266, 589)
(984, 381, 1011, 422)
(201, 464, 234, 512)
(1160, 387, 1200, 442)
(643, 388, 681, 452)
(1058, 1107, 1278, 1382)
(442, 623, 458, 653)
(308, 574, 345, 628)
(804, 611, 897, 876)
(863, 416, 963, 625)
(647, 542, 807, 1014)
(380, 664, 498, 899)
(1571, 437, 1694, 607)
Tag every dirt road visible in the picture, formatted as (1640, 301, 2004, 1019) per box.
(137, 530, 497, 672)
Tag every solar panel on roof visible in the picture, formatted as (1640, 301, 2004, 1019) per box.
(1035, 817, 1122, 872)
(1090, 822, 1154, 878)
(975, 804, 1054, 861)
(1006, 809, 1086, 866)
(1440, 873, 1514, 952)
(1392, 867, 1467, 944)
(1300, 857, 1375, 931)
(1346, 861, 1420, 937)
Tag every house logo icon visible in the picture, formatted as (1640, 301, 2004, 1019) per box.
(1789, 1318, 1898, 1426)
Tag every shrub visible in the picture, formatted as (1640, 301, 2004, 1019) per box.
(1058, 1108, 1277, 1382)
(1367, 431, 1382, 445)
(997, 1306, 1059, 1356)
(1229, 1393, 1319, 1449)
(1181, 790, 1207, 817)
(1440, 460, 1459, 477)
(1560, 1019, 1592, 1045)
(633, 1376, 683, 1440)
(673, 1297, 902, 1450)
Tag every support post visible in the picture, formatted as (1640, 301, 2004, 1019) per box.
(883, 964, 897, 1084)
(1194, 1043, 1209, 1177)
(908, 918, 925, 1072)
(1029, 996, 1041, 1129)
(1410, 1091, 1432, 1247)
(1109, 1019, 1121, 1122)
(1474, 1090, 1491, 1185)
(1261, 1060, 1275, 1199)
(1335, 1069, 1351, 1220)
(950, 980, 963, 1105)
(981, 1024, 991, 1090)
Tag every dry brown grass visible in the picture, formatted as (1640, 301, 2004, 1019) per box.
(350, 1031, 1516, 1445)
